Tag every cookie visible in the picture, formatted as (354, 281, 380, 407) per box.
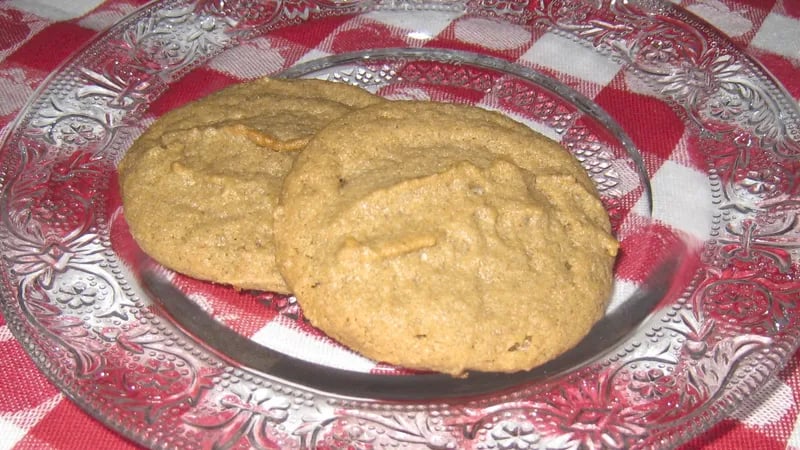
(274, 101, 618, 376)
(118, 78, 383, 292)
(137, 77, 384, 150)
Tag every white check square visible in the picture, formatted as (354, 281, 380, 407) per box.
(6, 0, 103, 21)
(251, 318, 376, 372)
(364, 10, 459, 43)
(751, 12, 800, 61)
(647, 160, 714, 241)
(520, 32, 623, 86)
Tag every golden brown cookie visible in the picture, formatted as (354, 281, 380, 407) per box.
(136, 77, 384, 149)
(274, 101, 618, 375)
(118, 78, 383, 292)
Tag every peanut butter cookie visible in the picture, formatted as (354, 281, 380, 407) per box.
(274, 101, 618, 375)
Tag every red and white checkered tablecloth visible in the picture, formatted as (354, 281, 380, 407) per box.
(1, 0, 799, 448)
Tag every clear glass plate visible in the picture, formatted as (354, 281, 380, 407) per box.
(1, 0, 799, 448)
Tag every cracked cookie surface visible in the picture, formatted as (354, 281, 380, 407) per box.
(118, 78, 383, 293)
(274, 101, 618, 376)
